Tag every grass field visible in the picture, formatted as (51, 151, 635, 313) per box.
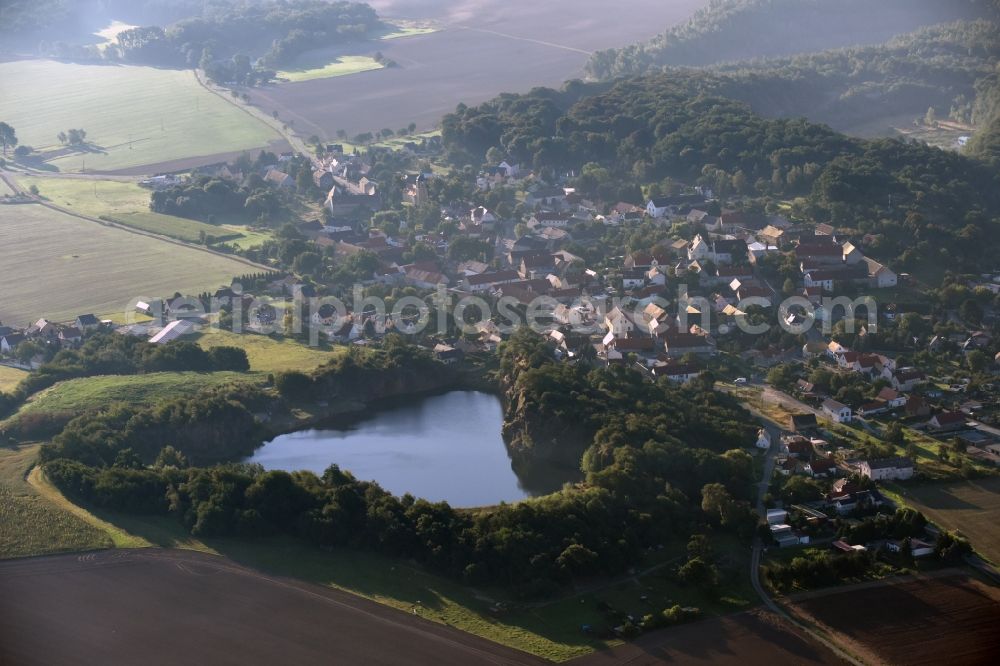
(0, 204, 256, 325)
(15, 371, 255, 419)
(889, 477, 1000, 566)
(20, 176, 248, 243)
(0, 444, 111, 559)
(0, 366, 27, 393)
(277, 55, 385, 83)
(380, 25, 438, 40)
(196, 329, 343, 374)
(0, 59, 279, 172)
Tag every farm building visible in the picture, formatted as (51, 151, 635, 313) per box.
(149, 320, 196, 345)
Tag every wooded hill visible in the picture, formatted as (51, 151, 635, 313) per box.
(585, 0, 997, 80)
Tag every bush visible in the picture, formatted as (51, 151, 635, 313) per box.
(274, 370, 313, 400)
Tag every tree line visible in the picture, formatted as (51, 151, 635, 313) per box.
(41, 330, 763, 595)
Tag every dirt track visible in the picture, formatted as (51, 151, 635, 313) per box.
(0, 549, 544, 666)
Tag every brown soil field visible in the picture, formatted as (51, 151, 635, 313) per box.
(792, 574, 1000, 666)
(569, 609, 846, 665)
(0, 549, 545, 666)
(248, 1, 704, 137)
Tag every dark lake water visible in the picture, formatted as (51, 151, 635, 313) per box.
(246, 391, 567, 507)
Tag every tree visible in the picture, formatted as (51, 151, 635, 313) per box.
(687, 534, 713, 560)
(967, 350, 989, 374)
(924, 106, 937, 127)
(154, 446, 188, 469)
(884, 421, 906, 447)
(112, 448, 143, 470)
(960, 298, 982, 325)
(700, 483, 733, 523)
(0, 122, 17, 154)
(57, 131, 67, 145)
(275, 371, 312, 400)
(677, 557, 718, 589)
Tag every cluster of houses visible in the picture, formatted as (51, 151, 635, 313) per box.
(0, 314, 104, 367)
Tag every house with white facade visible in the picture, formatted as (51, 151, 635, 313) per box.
(821, 399, 852, 423)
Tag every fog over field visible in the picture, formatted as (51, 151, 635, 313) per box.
(249, 0, 705, 136)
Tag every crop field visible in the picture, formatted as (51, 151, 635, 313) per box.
(248, 0, 702, 136)
(792, 575, 1000, 665)
(20, 176, 248, 243)
(891, 477, 1000, 565)
(0, 366, 27, 393)
(0, 549, 553, 666)
(277, 55, 384, 83)
(0, 204, 257, 325)
(0, 59, 280, 173)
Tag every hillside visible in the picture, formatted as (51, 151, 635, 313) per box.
(585, 0, 995, 80)
(442, 71, 1000, 276)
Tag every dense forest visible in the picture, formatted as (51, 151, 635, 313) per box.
(442, 69, 1000, 276)
(1, 0, 383, 76)
(585, 0, 996, 80)
(705, 21, 1000, 133)
(113, 1, 381, 71)
(40, 330, 759, 594)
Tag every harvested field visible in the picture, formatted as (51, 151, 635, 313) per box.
(792, 574, 1000, 666)
(570, 609, 845, 665)
(0, 204, 258, 326)
(894, 477, 1000, 566)
(0, 549, 546, 666)
(248, 0, 703, 136)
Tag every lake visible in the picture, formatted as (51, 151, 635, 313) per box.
(247, 391, 566, 506)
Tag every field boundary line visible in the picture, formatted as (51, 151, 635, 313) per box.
(1, 170, 274, 273)
(193, 69, 315, 156)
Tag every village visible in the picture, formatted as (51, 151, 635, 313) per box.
(4, 142, 1000, 575)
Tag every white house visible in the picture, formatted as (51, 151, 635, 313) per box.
(646, 198, 672, 218)
(646, 267, 666, 287)
(821, 399, 852, 423)
(859, 457, 914, 481)
(756, 428, 772, 450)
(864, 258, 898, 288)
(604, 307, 635, 339)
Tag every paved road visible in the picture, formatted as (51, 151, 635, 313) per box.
(0, 549, 545, 666)
(724, 383, 863, 666)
